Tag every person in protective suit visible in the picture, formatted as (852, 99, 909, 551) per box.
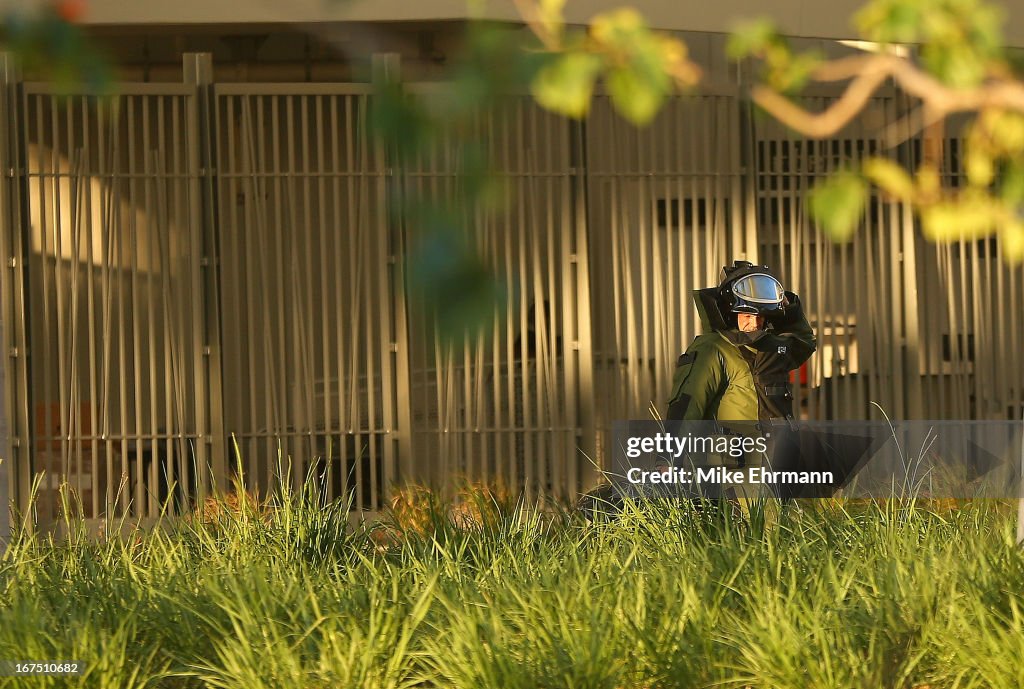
(666, 260, 816, 424)
(578, 261, 818, 519)
(661, 260, 817, 506)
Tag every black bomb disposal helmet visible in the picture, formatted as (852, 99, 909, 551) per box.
(718, 260, 785, 315)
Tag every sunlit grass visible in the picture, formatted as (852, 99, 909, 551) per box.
(1, 467, 1022, 688)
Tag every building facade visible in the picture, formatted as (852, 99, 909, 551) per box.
(2, 4, 1023, 532)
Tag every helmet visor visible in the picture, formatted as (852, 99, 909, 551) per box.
(730, 274, 784, 312)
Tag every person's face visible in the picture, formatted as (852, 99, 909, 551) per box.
(737, 313, 764, 332)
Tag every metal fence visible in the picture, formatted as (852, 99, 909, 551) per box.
(212, 84, 401, 511)
(5, 81, 212, 526)
(1, 54, 1022, 531)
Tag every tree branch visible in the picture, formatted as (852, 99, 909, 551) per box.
(751, 66, 891, 137)
(752, 52, 1024, 140)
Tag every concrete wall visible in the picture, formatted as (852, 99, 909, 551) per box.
(4, 0, 1023, 47)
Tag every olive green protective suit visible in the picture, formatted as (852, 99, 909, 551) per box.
(666, 288, 816, 424)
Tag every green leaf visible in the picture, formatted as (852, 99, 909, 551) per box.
(406, 217, 509, 340)
(1001, 221, 1024, 264)
(919, 191, 998, 240)
(606, 64, 666, 126)
(989, 111, 1024, 153)
(922, 43, 987, 88)
(964, 147, 994, 187)
(726, 18, 779, 60)
(590, 7, 647, 47)
(370, 79, 433, 162)
(855, 0, 922, 44)
(862, 157, 916, 199)
(587, 7, 678, 123)
(529, 51, 603, 119)
(999, 161, 1024, 204)
(808, 172, 868, 242)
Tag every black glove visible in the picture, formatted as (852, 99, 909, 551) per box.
(766, 291, 804, 326)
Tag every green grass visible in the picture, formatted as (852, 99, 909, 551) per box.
(2, 473, 1024, 689)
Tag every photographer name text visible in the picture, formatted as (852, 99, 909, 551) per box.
(626, 466, 835, 486)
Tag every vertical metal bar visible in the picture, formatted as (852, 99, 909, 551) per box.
(375, 108, 398, 504)
(267, 93, 284, 489)
(295, 96, 312, 483)
(839, 140, 852, 417)
(791, 134, 808, 414)
(796, 135, 816, 416)
(241, 95, 262, 489)
(267, 93, 281, 488)
(511, 102, 531, 496)
(485, 109, 502, 487)
(737, 62, 760, 262)
(353, 94, 368, 506)
(636, 125, 651, 418)
(241, 98, 257, 478)
(988, 238, 1000, 416)
(1011, 259, 1023, 419)
(990, 235, 1005, 417)
(130, 95, 145, 516)
(852, 168, 866, 417)
(145, 98, 158, 515)
(95, 95, 113, 517)
(300, 95, 315, 487)
(185, 56, 224, 502)
(661, 100, 678, 410)
(500, 106, 516, 490)
(540, 111, 560, 494)
(339, 94, 355, 500)
(66, 103, 85, 514)
(644, 101, 658, 418)
(369, 104, 388, 509)
(700, 96, 719, 276)
(673, 100, 690, 349)
(955, 228, 969, 416)
(371, 53, 405, 501)
(150, 146, 181, 519)
(284, 94, 303, 488)
(29, 93, 55, 524)
(0, 53, 22, 543)
(899, 136, 923, 419)
(171, 93, 188, 511)
(80, 95, 100, 519)
(969, 228, 984, 417)
(529, 126, 553, 495)
(49, 90, 72, 520)
(111, 95, 131, 517)
(5, 61, 32, 530)
(812, 138, 827, 419)
(568, 114, 594, 491)
(313, 95, 331, 498)
(221, 92, 246, 486)
(330, 94, 345, 498)
(386, 87, 414, 491)
(128, 96, 146, 516)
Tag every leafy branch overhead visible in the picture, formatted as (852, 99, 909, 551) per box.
(374, 0, 1024, 336)
(728, 0, 1024, 262)
(9, 0, 1023, 344)
(0, 2, 110, 91)
(521, 0, 701, 125)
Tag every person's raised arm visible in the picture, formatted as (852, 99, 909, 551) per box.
(767, 291, 817, 368)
